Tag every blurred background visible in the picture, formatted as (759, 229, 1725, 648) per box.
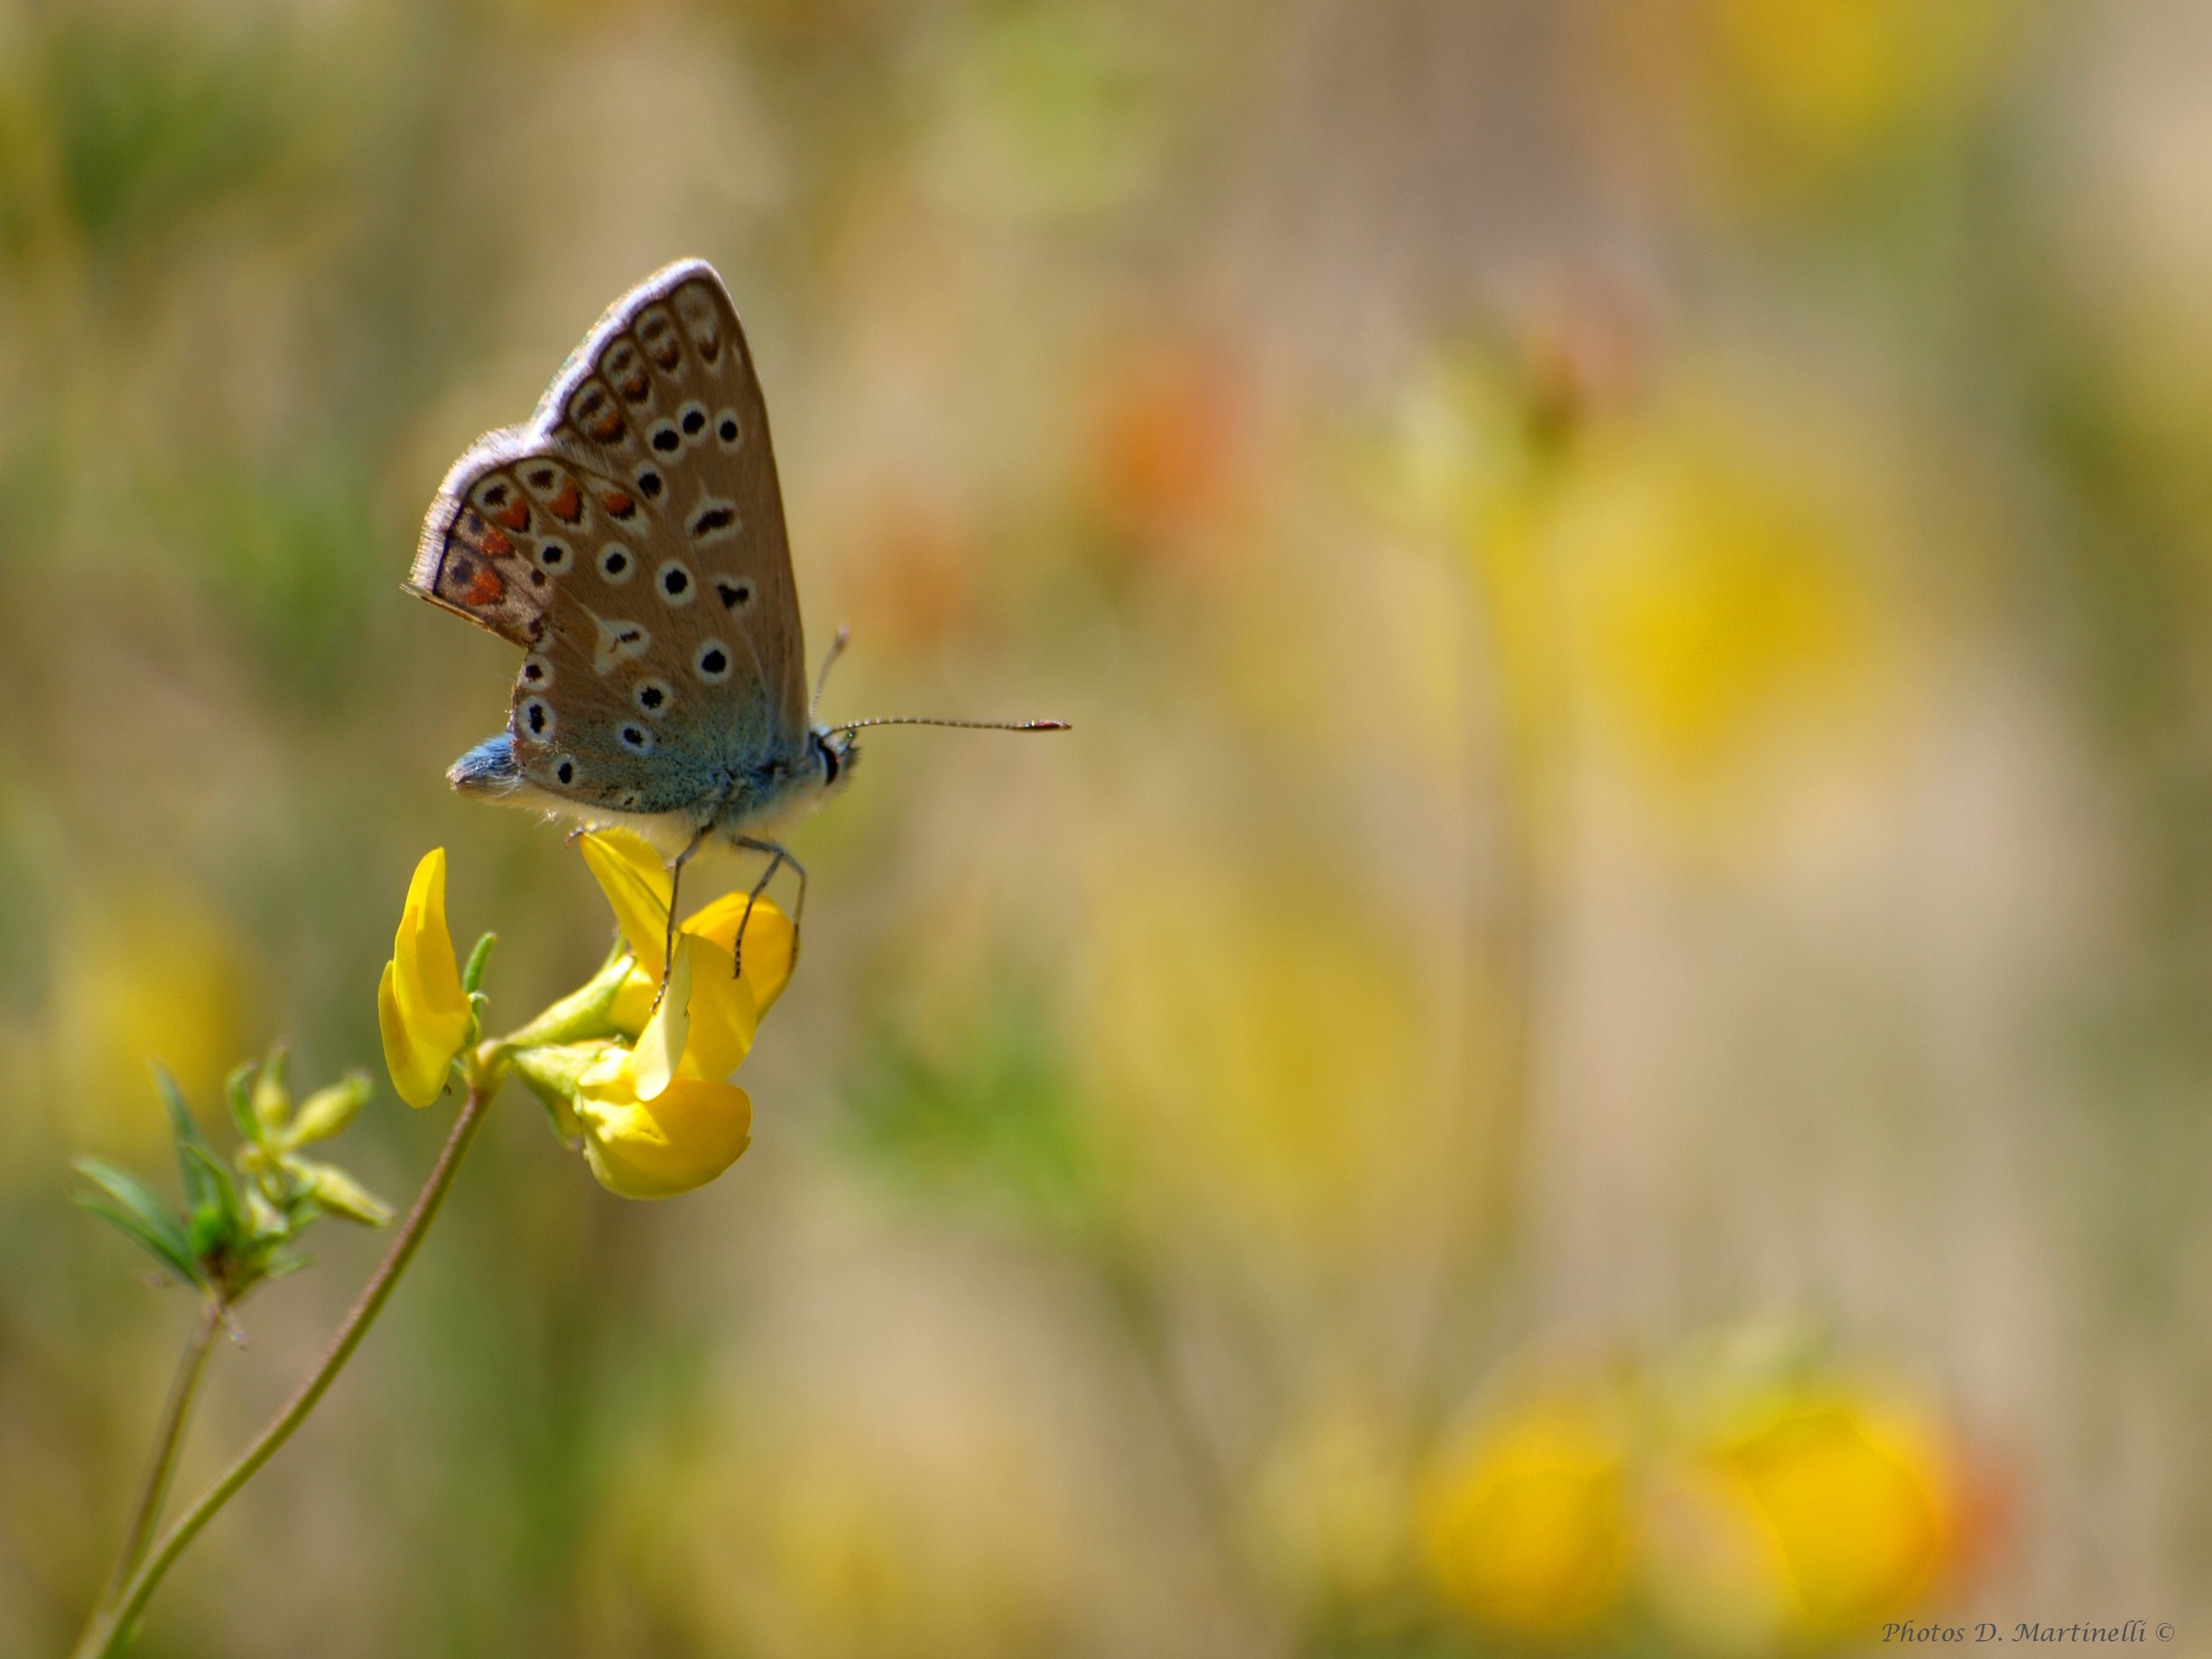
(2, 0, 2208, 1653)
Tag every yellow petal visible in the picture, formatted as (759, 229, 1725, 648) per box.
(682, 893, 795, 1015)
(378, 850, 471, 1108)
(673, 931, 760, 1083)
(378, 959, 450, 1108)
(628, 937, 692, 1103)
(579, 830, 674, 980)
(576, 1072, 753, 1199)
(607, 964, 658, 1038)
(395, 848, 467, 1018)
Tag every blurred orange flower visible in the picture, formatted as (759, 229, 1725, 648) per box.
(1084, 338, 1250, 557)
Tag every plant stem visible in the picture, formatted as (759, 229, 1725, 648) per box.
(71, 1080, 496, 1659)
(88, 1296, 227, 1618)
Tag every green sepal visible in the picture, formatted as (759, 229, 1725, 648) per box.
(507, 1041, 600, 1145)
(462, 931, 497, 996)
(72, 1159, 203, 1286)
(498, 953, 634, 1051)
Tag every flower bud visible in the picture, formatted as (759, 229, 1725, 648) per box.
(285, 1072, 372, 1146)
(288, 1158, 394, 1226)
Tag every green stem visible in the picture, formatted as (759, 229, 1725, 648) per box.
(71, 1080, 496, 1659)
(88, 1295, 226, 1617)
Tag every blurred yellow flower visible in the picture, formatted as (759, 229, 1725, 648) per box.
(43, 884, 252, 1162)
(1538, 394, 1895, 810)
(376, 848, 472, 1108)
(1697, 0, 2019, 189)
(1417, 1391, 1634, 1638)
(1248, 1401, 1412, 1608)
(570, 831, 795, 1198)
(1653, 1386, 1962, 1643)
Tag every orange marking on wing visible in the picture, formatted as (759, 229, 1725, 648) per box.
(492, 498, 531, 533)
(588, 409, 624, 442)
(550, 480, 583, 523)
(465, 565, 507, 607)
(479, 526, 514, 560)
(599, 488, 636, 518)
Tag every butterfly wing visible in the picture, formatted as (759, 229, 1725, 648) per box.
(410, 261, 809, 820)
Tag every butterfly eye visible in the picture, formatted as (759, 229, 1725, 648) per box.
(617, 723, 655, 755)
(597, 544, 634, 583)
(714, 410, 740, 447)
(693, 641, 732, 684)
(519, 698, 556, 741)
(633, 678, 674, 718)
(536, 540, 571, 572)
(655, 561, 696, 606)
(521, 653, 553, 687)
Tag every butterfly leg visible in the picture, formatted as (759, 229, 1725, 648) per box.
(650, 822, 715, 1014)
(729, 836, 808, 978)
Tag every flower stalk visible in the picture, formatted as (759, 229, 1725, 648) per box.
(88, 1295, 226, 1620)
(71, 1068, 499, 1659)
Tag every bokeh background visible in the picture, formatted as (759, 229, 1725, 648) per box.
(3, 0, 2209, 1653)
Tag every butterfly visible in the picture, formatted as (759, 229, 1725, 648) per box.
(410, 258, 1065, 960)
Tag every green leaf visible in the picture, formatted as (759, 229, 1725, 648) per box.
(153, 1065, 220, 1218)
(226, 1060, 265, 1148)
(71, 1158, 201, 1285)
(76, 1197, 204, 1285)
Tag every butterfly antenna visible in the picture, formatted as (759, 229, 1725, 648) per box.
(827, 716, 1072, 734)
(812, 625, 851, 718)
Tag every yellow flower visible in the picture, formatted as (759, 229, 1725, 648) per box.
(376, 848, 472, 1108)
(568, 831, 795, 1198)
(579, 830, 794, 1031)
(1417, 1391, 1634, 1639)
(1650, 1385, 1960, 1643)
(573, 1056, 753, 1200)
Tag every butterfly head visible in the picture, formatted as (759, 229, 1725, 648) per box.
(810, 725, 860, 797)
